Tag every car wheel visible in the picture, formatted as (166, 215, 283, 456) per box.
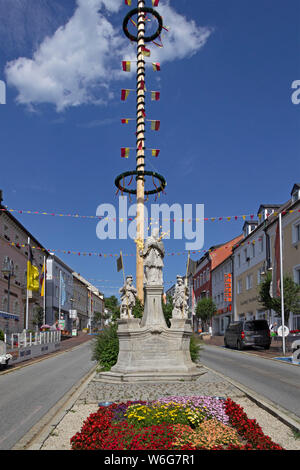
(237, 340, 243, 351)
(263, 345, 270, 350)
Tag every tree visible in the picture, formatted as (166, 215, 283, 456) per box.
(258, 273, 300, 324)
(104, 296, 120, 323)
(132, 298, 144, 319)
(162, 294, 173, 327)
(196, 297, 216, 330)
(32, 306, 44, 328)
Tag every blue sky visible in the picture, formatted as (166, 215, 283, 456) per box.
(0, 0, 299, 297)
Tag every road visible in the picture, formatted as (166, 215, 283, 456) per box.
(200, 344, 300, 420)
(0, 341, 96, 450)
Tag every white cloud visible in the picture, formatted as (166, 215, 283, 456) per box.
(5, 0, 213, 112)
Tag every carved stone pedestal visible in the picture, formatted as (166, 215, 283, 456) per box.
(98, 285, 204, 383)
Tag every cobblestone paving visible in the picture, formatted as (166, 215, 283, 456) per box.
(78, 368, 245, 404)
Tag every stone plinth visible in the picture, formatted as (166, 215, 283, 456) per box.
(98, 284, 203, 383)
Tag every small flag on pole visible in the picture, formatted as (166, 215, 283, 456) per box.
(117, 252, 124, 272)
(125, 0, 132, 5)
(152, 62, 161, 71)
(40, 260, 46, 297)
(121, 89, 130, 101)
(150, 120, 160, 131)
(152, 149, 160, 157)
(151, 91, 160, 101)
(141, 46, 151, 57)
(121, 118, 131, 124)
(121, 147, 130, 158)
(152, 0, 159, 6)
(27, 245, 40, 292)
(122, 61, 131, 72)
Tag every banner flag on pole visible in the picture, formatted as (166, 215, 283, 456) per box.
(150, 120, 160, 131)
(121, 147, 130, 158)
(121, 89, 130, 101)
(122, 61, 131, 72)
(152, 62, 160, 71)
(117, 252, 124, 272)
(151, 91, 160, 101)
(274, 220, 281, 297)
(40, 260, 46, 297)
(27, 244, 40, 292)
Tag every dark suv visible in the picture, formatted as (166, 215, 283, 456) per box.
(224, 320, 271, 350)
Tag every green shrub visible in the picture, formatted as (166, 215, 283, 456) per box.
(190, 334, 201, 362)
(92, 324, 119, 371)
(0, 329, 4, 342)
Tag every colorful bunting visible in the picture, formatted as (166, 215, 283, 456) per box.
(121, 119, 130, 124)
(125, 0, 131, 5)
(152, 149, 160, 157)
(151, 91, 160, 101)
(121, 89, 130, 101)
(152, 0, 160, 6)
(121, 148, 130, 158)
(122, 61, 131, 72)
(152, 62, 161, 71)
(141, 46, 151, 57)
(150, 120, 160, 131)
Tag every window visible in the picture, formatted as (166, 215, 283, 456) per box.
(294, 266, 300, 286)
(246, 274, 253, 290)
(292, 221, 300, 244)
(259, 236, 264, 253)
(237, 254, 241, 268)
(244, 249, 248, 262)
(237, 279, 242, 294)
(3, 224, 9, 240)
(252, 243, 255, 258)
(257, 267, 264, 285)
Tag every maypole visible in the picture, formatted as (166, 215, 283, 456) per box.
(116, 0, 166, 302)
(136, 0, 146, 303)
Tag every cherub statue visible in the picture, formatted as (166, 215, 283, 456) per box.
(139, 227, 165, 286)
(172, 275, 189, 319)
(119, 275, 137, 319)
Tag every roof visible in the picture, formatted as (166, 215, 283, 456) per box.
(210, 234, 244, 271)
(0, 202, 48, 253)
(291, 183, 300, 195)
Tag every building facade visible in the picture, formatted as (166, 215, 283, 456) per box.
(211, 256, 233, 335)
(0, 192, 47, 334)
(46, 254, 74, 331)
(265, 184, 300, 330)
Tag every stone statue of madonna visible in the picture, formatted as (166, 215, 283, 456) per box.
(140, 228, 164, 286)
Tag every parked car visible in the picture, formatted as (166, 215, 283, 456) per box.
(224, 320, 271, 350)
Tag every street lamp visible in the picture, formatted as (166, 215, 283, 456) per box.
(2, 257, 15, 313)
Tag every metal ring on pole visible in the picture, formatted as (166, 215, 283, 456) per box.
(123, 7, 163, 43)
(115, 170, 166, 195)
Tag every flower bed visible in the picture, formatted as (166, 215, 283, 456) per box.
(70, 396, 284, 450)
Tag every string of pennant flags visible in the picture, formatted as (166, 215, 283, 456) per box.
(4, 233, 277, 260)
(1, 207, 299, 222)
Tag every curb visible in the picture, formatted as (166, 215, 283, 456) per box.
(201, 364, 300, 433)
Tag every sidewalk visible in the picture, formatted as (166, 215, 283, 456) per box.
(3, 331, 95, 372)
(200, 335, 292, 359)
